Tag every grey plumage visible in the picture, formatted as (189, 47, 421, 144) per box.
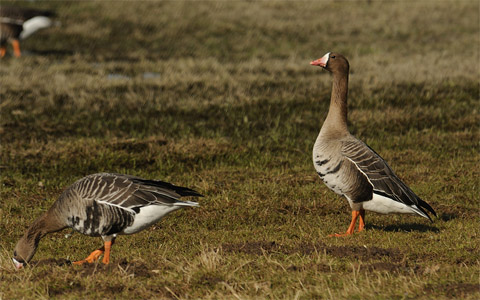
(310, 52, 436, 235)
(341, 139, 436, 219)
(54, 173, 201, 236)
(12, 173, 201, 266)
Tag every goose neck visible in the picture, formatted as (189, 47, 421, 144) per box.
(324, 72, 349, 133)
(26, 211, 66, 241)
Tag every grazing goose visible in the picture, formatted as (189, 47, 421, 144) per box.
(310, 52, 436, 236)
(12, 173, 202, 268)
(0, 6, 56, 58)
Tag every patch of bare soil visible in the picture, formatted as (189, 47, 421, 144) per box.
(275, 202, 332, 217)
(222, 241, 403, 262)
(101, 284, 126, 294)
(424, 283, 480, 298)
(408, 245, 480, 266)
(287, 263, 331, 272)
(373, 223, 440, 233)
(324, 245, 403, 262)
(30, 258, 72, 267)
(363, 262, 402, 273)
(193, 273, 224, 288)
(107, 137, 167, 152)
(222, 241, 283, 255)
(28, 257, 165, 279)
(72, 258, 151, 278)
(48, 281, 84, 297)
(453, 254, 480, 265)
(117, 258, 152, 278)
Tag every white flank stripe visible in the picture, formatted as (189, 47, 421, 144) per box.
(173, 201, 199, 207)
(96, 200, 136, 214)
(345, 156, 375, 193)
(405, 203, 430, 219)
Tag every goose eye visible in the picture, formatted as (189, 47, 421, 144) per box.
(331, 55, 336, 59)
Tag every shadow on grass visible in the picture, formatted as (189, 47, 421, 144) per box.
(438, 213, 458, 222)
(368, 223, 440, 233)
(26, 258, 152, 276)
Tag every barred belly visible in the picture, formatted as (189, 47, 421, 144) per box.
(67, 201, 134, 236)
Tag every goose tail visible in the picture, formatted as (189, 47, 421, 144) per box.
(410, 199, 436, 222)
(417, 198, 437, 222)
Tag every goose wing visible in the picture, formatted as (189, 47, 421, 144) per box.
(73, 173, 202, 213)
(341, 139, 436, 218)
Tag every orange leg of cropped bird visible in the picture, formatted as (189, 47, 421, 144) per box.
(329, 209, 366, 237)
(0, 46, 6, 58)
(73, 240, 115, 265)
(12, 40, 21, 57)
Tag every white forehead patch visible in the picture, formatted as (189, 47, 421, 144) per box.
(322, 52, 331, 66)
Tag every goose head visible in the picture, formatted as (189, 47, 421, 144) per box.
(12, 236, 37, 269)
(310, 52, 349, 75)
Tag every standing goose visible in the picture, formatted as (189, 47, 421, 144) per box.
(0, 6, 56, 58)
(12, 173, 202, 268)
(310, 52, 436, 236)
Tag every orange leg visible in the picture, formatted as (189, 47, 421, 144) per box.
(0, 46, 6, 58)
(12, 39, 21, 57)
(358, 209, 366, 232)
(329, 210, 364, 237)
(102, 240, 113, 264)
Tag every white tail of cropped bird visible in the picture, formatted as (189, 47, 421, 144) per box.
(0, 6, 58, 57)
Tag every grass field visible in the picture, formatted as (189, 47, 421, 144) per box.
(1, 0, 479, 299)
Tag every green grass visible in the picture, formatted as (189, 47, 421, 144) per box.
(1, 0, 479, 299)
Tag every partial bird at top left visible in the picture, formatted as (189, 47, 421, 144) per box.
(0, 6, 57, 58)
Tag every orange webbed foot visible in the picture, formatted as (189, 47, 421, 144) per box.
(72, 248, 104, 265)
(73, 240, 115, 265)
(328, 210, 365, 237)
